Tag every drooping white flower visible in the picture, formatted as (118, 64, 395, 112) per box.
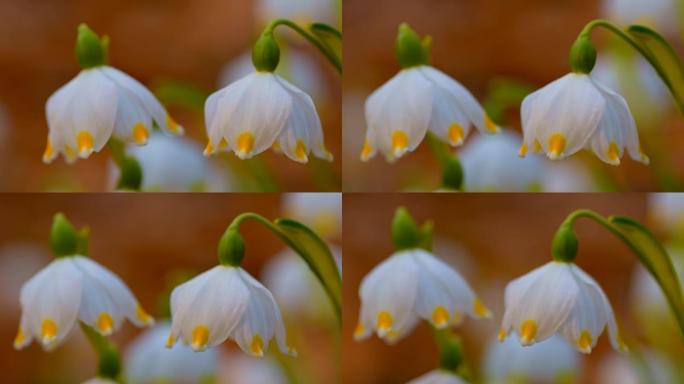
(14, 255, 153, 351)
(282, 192, 342, 238)
(167, 265, 294, 356)
(500, 261, 626, 354)
(406, 369, 467, 384)
(125, 321, 218, 382)
(44, 66, 183, 164)
(483, 334, 580, 383)
(203, 72, 333, 163)
(362, 66, 498, 161)
(459, 129, 544, 192)
(520, 73, 648, 165)
(354, 249, 490, 344)
(108, 132, 232, 192)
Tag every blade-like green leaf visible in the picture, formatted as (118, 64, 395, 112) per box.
(309, 22, 342, 65)
(275, 218, 342, 320)
(610, 215, 684, 337)
(627, 25, 684, 114)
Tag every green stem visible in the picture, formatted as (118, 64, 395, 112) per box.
(229, 213, 342, 322)
(79, 322, 122, 381)
(426, 133, 463, 191)
(265, 19, 342, 73)
(432, 328, 470, 380)
(107, 140, 142, 191)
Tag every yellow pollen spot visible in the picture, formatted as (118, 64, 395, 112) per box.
(548, 133, 566, 157)
(43, 138, 54, 162)
(136, 304, 152, 324)
(391, 130, 408, 154)
(518, 142, 528, 157)
(376, 311, 393, 331)
(432, 306, 449, 327)
(520, 320, 537, 344)
(165, 334, 175, 348)
(354, 323, 365, 338)
(448, 123, 464, 145)
(473, 298, 490, 317)
(484, 115, 498, 133)
(294, 139, 308, 161)
(166, 114, 181, 134)
(533, 139, 542, 153)
(14, 327, 25, 347)
(607, 141, 620, 163)
(132, 123, 149, 145)
(361, 139, 373, 160)
(76, 131, 94, 155)
(578, 329, 593, 353)
(41, 319, 57, 342)
(192, 325, 210, 350)
(237, 132, 254, 155)
(498, 328, 507, 342)
(97, 312, 114, 334)
(251, 334, 264, 356)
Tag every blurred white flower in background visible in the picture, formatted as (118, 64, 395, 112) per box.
(602, 0, 677, 36)
(648, 193, 684, 235)
(483, 334, 580, 383)
(218, 351, 287, 384)
(108, 132, 232, 192)
(596, 350, 678, 384)
(459, 129, 544, 192)
(256, 0, 338, 26)
(406, 369, 467, 384)
(125, 320, 218, 383)
(282, 192, 342, 238)
(81, 377, 117, 384)
(630, 248, 684, 320)
(541, 159, 600, 192)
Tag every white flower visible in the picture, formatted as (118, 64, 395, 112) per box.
(125, 321, 218, 382)
(282, 192, 342, 238)
(483, 334, 580, 383)
(44, 66, 183, 164)
(108, 133, 232, 192)
(520, 73, 648, 165)
(602, 0, 677, 35)
(500, 261, 626, 354)
(256, 0, 338, 25)
(81, 378, 117, 384)
(541, 159, 600, 192)
(649, 193, 684, 233)
(362, 66, 498, 161)
(459, 129, 544, 192)
(406, 369, 467, 384)
(14, 255, 153, 351)
(354, 249, 490, 344)
(203, 72, 332, 163)
(218, 351, 287, 384)
(167, 265, 294, 356)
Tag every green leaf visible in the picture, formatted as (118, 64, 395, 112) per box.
(610, 215, 684, 337)
(309, 22, 342, 66)
(274, 218, 342, 321)
(626, 25, 684, 114)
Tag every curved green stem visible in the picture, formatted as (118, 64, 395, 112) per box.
(229, 213, 342, 322)
(80, 322, 121, 382)
(265, 19, 342, 73)
(580, 20, 652, 63)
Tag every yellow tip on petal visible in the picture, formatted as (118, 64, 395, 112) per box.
(473, 298, 491, 318)
(166, 114, 182, 135)
(43, 137, 55, 163)
(165, 334, 175, 348)
(97, 312, 114, 334)
(14, 327, 26, 348)
(606, 141, 621, 164)
(191, 325, 210, 351)
(132, 122, 149, 145)
(360, 139, 373, 161)
(578, 329, 593, 353)
(617, 332, 629, 352)
(518, 142, 528, 157)
(76, 131, 94, 156)
(294, 139, 308, 162)
(376, 311, 393, 332)
(533, 139, 542, 153)
(448, 123, 465, 145)
(519, 319, 537, 345)
(498, 328, 507, 342)
(251, 334, 264, 356)
(391, 130, 408, 156)
(548, 133, 566, 158)
(354, 323, 365, 339)
(432, 306, 449, 327)
(237, 132, 254, 157)
(203, 140, 213, 156)
(136, 304, 153, 325)
(484, 115, 499, 133)
(41, 319, 57, 343)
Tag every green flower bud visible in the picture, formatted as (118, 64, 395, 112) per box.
(442, 157, 464, 191)
(50, 213, 78, 257)
(75, 23, 107, 69)
(395, 23, 428, 68)
(391, 207, 422, 250)
(552, 222, 579, 262)
(252, 31, 280, 72)
(569, 36, 597, 74)
(117, 155, 143, 191)
(218, 228, 245, 266)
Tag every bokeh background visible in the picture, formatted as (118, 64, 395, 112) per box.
(343, 193, 684, 383)
(0, 0, 341, 192)
(0, 193, 341, 383)
(343, 0, 684, 192)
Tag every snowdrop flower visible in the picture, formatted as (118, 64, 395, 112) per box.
(125, 321, 218, 383)
(14, 254, 153, 351)
(406, 369, 467, 384)
(500, 261, 626, 354)
(483, 334, 580, 383)
(459, 129, 544, 192)
(283, 192, 342, 238)
(354, 248, 491, 344)
(362, 24, 497, 162)
(167, 265, 294, 356)
(44, 24, 182, 164)
(520, 72, 648, 166)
